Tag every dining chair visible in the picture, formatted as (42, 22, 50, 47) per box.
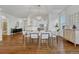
(30, 32, 39, 44)
(50, 33, 57, 48)
(39, 32, 51, 49)
(23, 31, 31, 46)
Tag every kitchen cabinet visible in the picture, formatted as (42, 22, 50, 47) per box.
(63, 29, 78, 47)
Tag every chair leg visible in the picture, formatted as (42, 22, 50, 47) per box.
(48, 38, 51, 48)
(31, 38, 33, 44)
(48, 38, 52, 48)
(40, 39, 49, 49)
(37, 38, 39, 45)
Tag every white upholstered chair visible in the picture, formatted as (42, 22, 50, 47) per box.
(30, 32, 39, 44)
(39, 32, 51, 49)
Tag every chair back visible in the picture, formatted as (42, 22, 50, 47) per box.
(30, 32, 39, 38)
(41, 32, 51, 39)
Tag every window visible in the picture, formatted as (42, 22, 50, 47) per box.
(60, 16, 66, 29)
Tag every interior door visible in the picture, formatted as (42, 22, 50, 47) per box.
(2, 19, 8, 42)
(2, 21, 7, 35)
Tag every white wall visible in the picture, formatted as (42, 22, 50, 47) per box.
(66, 6, 79, 15)
(48, 13, 59, 35)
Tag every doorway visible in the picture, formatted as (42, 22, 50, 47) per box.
(2, 17, 8, 42)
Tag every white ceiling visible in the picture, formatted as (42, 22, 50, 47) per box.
(0, 5, 69, 18)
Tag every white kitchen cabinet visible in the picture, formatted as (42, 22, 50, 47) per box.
(63, 29, 78, 47)
(75, 30, 79, 44)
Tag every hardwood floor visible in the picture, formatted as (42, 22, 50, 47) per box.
(0, 32, 79, 54)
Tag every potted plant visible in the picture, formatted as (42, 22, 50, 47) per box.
(55, 23, 60, 44)
(55, 23, 60, 33)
